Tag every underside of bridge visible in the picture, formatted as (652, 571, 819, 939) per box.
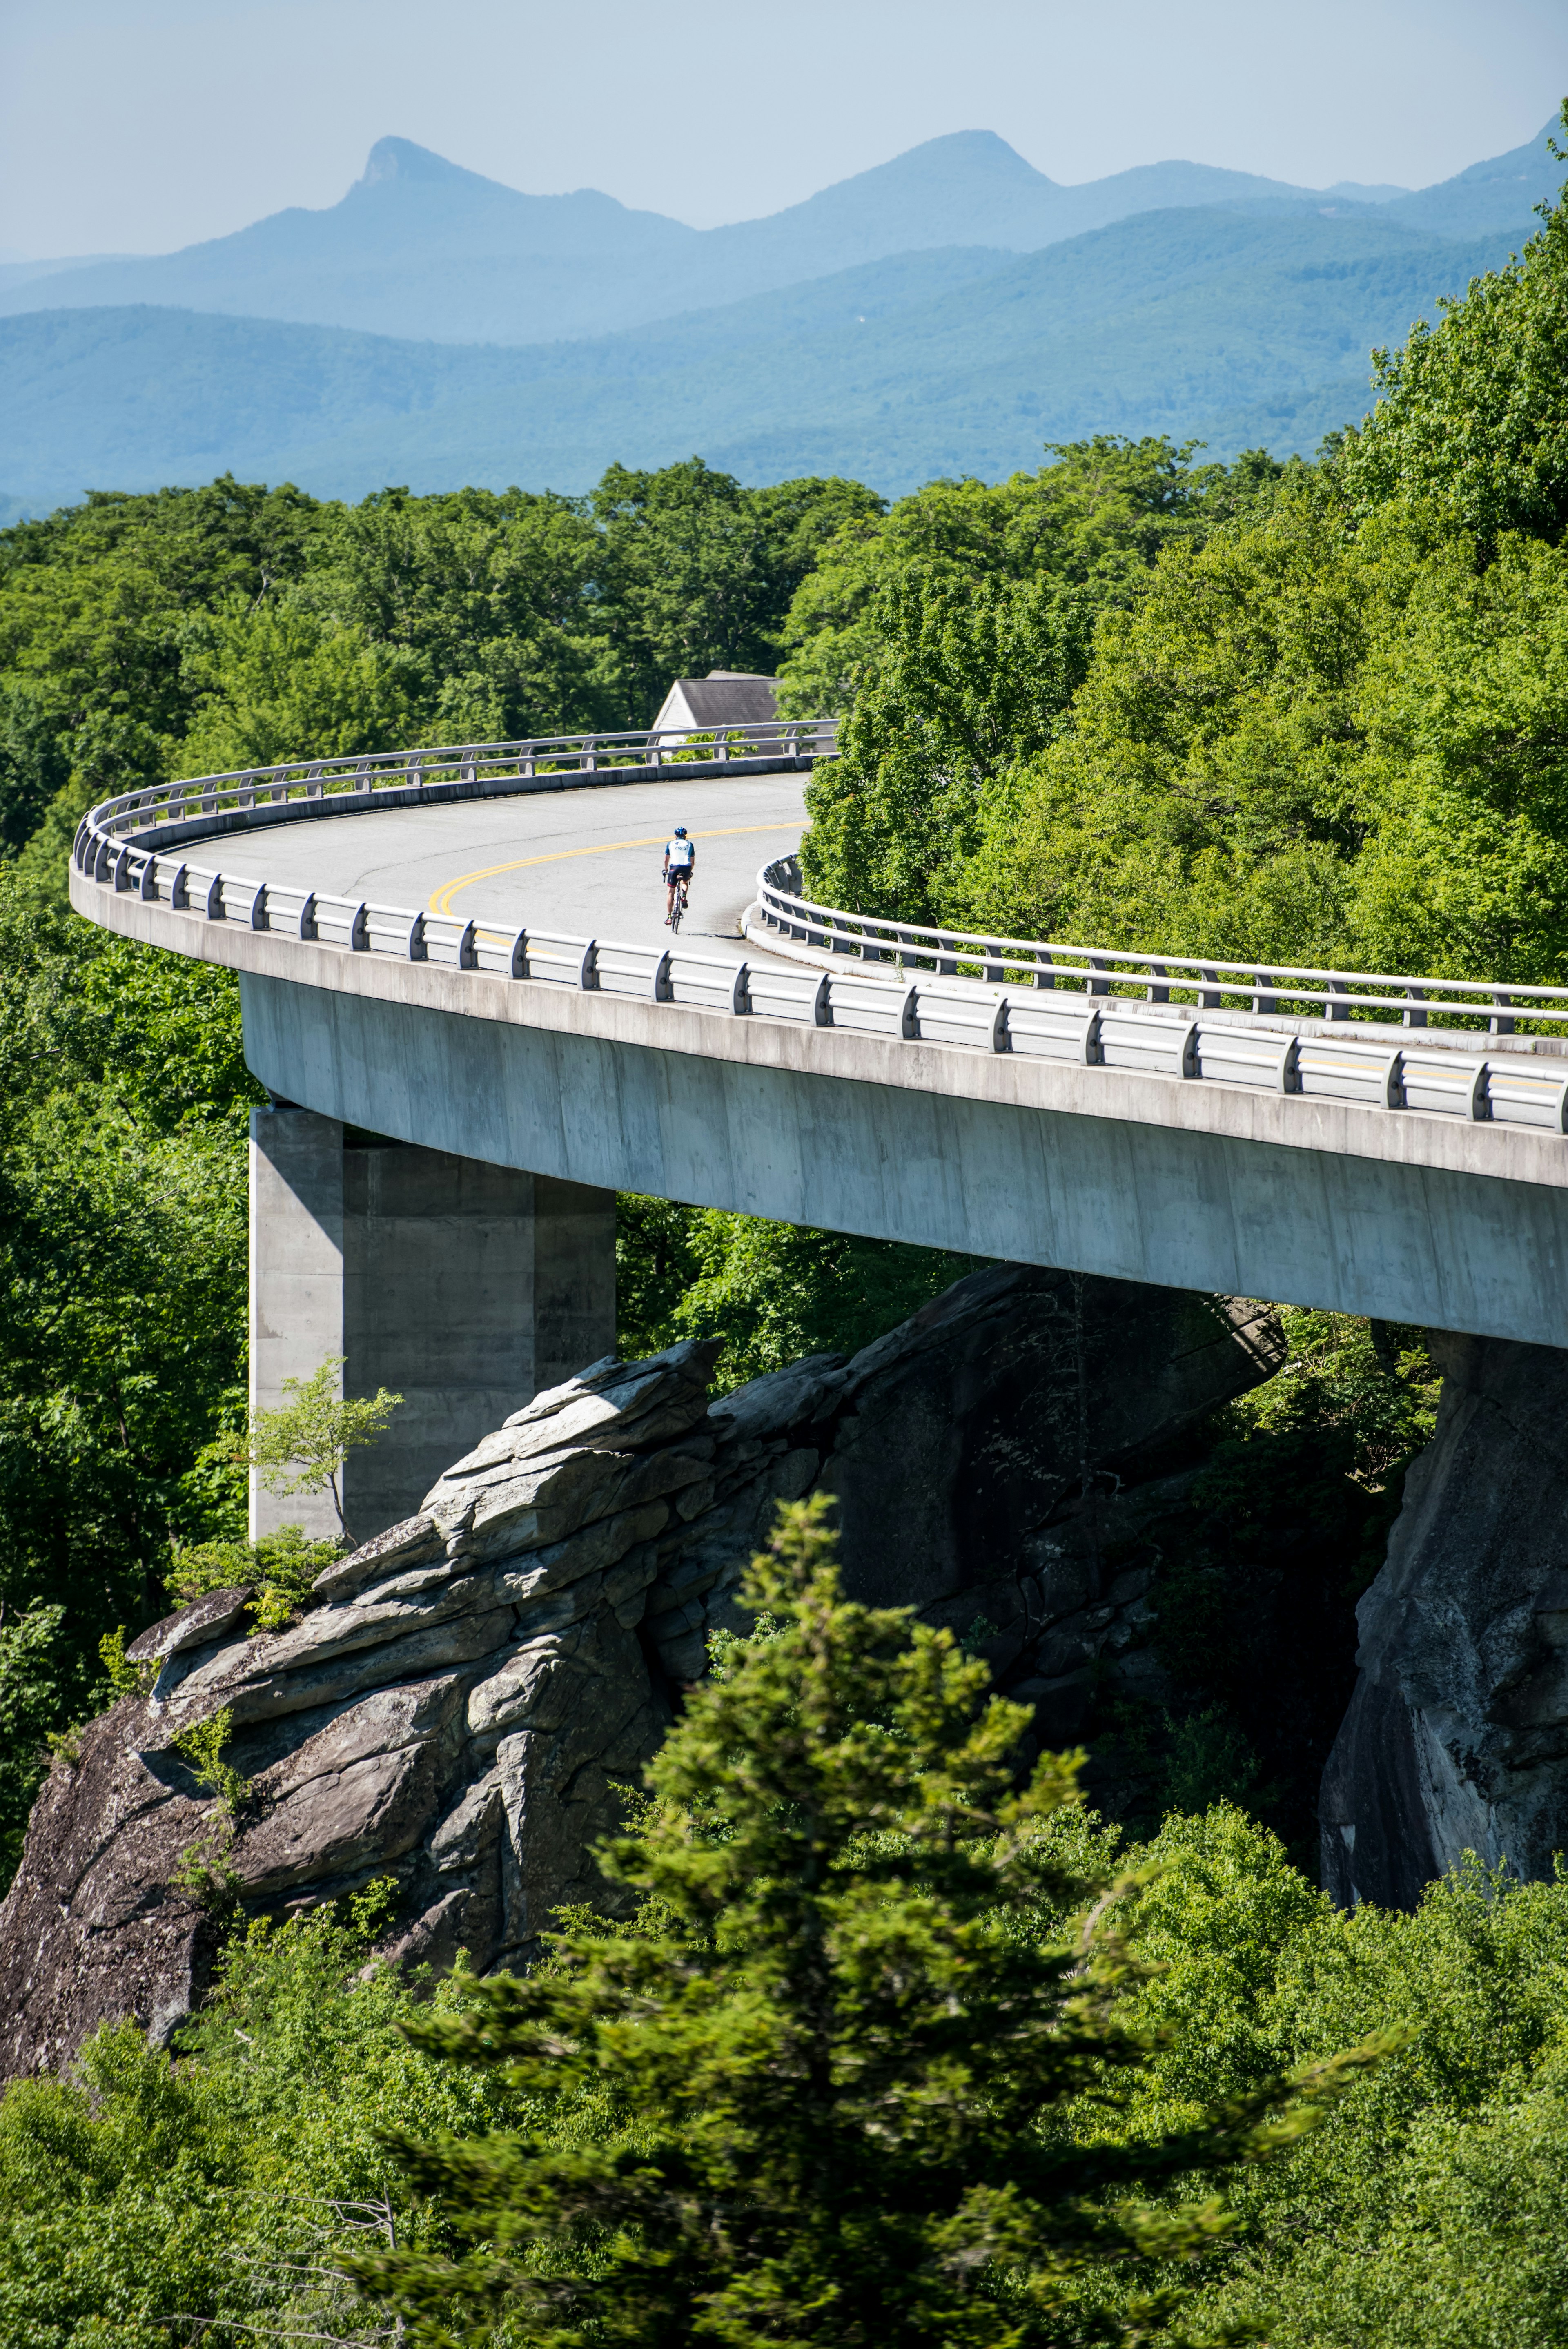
(236, 964, 1568, 1349)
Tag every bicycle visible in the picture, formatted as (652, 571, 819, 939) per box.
(668, 870, 691, 933)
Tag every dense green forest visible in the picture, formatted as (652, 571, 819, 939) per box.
(795, 136, 1568, 982)
(5, 1513, 1568, 2345)
(0, 112, 1564, 2348)
(0, 429, 1425, 1877)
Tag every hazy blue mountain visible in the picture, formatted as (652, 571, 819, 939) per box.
(0, 254, 132, 294)
(0, 127, 1432, 348)
(1388, 116, 1563, 238)
(689, 131, 1402, 283)
(0, 141, 700, 347)
(0, 202, 1521, 514)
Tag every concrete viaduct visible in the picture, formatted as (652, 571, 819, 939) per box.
(71, 724, 1568, 1539)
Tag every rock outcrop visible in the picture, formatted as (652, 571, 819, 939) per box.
(1321, 1330, 1568, 1910)
(0, 1265, 1280, 2077)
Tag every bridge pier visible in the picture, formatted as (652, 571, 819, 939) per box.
(248, 1105, 616, 1543)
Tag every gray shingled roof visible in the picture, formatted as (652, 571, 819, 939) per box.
(673, 671, 779, 727)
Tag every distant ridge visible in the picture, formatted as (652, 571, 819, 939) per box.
(0, 200, 1525, 514)
(1387, 119, 1564, 236)
(2, 117, 1554, 350)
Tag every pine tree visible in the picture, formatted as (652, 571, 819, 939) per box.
(362, 1497, 1371, 2347)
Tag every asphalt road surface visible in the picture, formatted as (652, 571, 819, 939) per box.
(218, 771, 809, 966)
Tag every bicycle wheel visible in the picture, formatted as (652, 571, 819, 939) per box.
(671, 879, 686, 934)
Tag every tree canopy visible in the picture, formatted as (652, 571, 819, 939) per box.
(788, 133, 1568, 989)
(359, 1501, 1362, 2347)
(1339, 103, 1568, 546)
(0, 459, 881, 887)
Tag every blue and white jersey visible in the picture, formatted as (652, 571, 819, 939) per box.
(666, 834, 695, 868)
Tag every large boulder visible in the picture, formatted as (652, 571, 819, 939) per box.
(0, 1266, 1279, 2078)
(1321, 1330, 1568, 1909)
(649, 1267, 1281, 1709)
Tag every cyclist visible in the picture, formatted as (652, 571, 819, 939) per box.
(663, 825, 696, 926)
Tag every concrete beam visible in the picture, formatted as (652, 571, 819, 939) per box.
(80, 882, 1568, 1346)
(234, 968, 1568, 1348)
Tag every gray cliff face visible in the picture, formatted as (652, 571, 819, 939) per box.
(0, 1265, 1279, 2078)
(1321, 1330, 1568, 1910)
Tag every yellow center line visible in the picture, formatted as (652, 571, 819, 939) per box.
(425, 823, 798, 921)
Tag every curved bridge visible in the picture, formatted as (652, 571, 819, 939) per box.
(71, 732, 1568, 1366)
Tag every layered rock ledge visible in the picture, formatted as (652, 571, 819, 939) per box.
(1322, 1328, 1568, 1908)
(0, 1265, 1280, 2077)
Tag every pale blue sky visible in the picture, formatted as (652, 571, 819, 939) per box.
(2, 0, 1564, 259)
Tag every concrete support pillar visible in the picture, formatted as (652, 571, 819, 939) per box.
(249, 1106, 345, 1543)
(248, 1107, 617, 1546)
(339, 1142, 617, 1538)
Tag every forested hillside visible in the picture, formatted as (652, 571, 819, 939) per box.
(791, 134, 1568, 1001)
(0, 111, 1566, 2348)
(4, 1529, 1568, 2345)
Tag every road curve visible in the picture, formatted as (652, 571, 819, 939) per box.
(212, 771, 808, 966)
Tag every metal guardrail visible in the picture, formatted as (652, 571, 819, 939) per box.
(752, 858, 1568, 1041)
(74, 721, 838, 856)
(70, 734, 1568, 1139)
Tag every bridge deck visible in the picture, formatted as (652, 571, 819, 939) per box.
(67, 759, 1568, 1346)
(207, 771, 806, 967)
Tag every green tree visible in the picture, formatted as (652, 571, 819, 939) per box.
(944, 489, 1425, 967)
(166, 1521, 345, 1632)
(0, 863, 258, 1814)
(800, 566, 1094, 923)
(1349, 526, 1568, 981)
(0, 1889, 513, 2345)
(0, 476, 327, 881)
(363, 1499, 1362, 2345)
(4, 1805, 1567, 2347)
(590, 459, 882, 723)
(0, 681, 70, 856)
(1089, 1812, 1568, 2349)
(615, 1197, 978, 1390)
(304, 481, 615, 744)
(177, 597, 419, 776)
(1340, 105, 1568, 545)
(239, 1355, 402, 1540)
(777, 436, 1283, 722)
(932, 487, 1568, 992)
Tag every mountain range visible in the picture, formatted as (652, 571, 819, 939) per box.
(0, 124, 1548, 348)
(0, 115, 1560, 517)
